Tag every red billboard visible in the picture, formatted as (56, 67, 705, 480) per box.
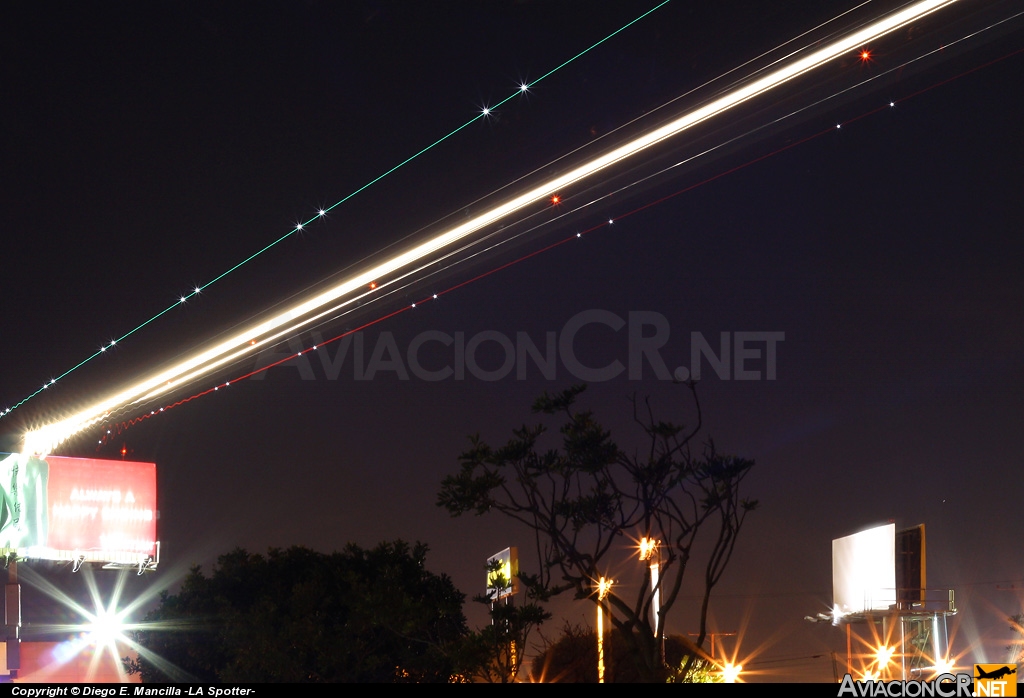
(1, 454, 158, 568)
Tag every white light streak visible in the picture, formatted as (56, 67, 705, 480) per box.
(22, 0, 957, 455)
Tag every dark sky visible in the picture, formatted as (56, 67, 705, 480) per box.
(2, 0, 1023, 682)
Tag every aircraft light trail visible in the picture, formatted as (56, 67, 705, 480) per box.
(22, 0, 958, 455)
(0, 1, 672, 422)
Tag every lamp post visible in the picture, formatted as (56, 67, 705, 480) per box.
(639, 536, 666, 667)
(596, 576, 613, 683)
(639, 537, 661, 636)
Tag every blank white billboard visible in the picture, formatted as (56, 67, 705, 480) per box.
(832, 523, 896, 617)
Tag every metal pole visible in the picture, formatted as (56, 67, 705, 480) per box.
(5, 557, 21, 677)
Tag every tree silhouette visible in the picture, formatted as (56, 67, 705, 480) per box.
(438, 384, 757, 681)
(126, 542, 467, 682)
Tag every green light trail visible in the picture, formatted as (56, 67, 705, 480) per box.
(0, 1, 671, 420)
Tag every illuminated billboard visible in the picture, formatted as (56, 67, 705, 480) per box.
(832, 523, 896, 618)
(486, 547, 518, 600)
(0, 454, 158, 568)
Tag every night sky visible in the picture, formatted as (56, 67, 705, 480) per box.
(2, 1, 1023, 682)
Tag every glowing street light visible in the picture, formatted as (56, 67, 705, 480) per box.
(55, 585, 137, 681)
(85, 607, 130, 646)
(596, 576, 614, 683)
(721, 662, 743, 683)
(638, 537, 657, 561)
(874, 644, 896, 680)
(639, 536, 661, 640)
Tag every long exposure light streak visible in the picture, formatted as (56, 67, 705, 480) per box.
(22, 0, 959, 455)
(97, 101, 856, 437)
(96, 14, 1024, 442)
(0, 1, 672, 422)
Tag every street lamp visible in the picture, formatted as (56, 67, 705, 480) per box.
(932, 657, 955, 677)
(596, 576, 613, 683)
(639, 537, 661, 639)
(875, 645, 895, 680)
(721, 662, 743, 683)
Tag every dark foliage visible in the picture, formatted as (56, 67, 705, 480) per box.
(125, 542, 467, 682)
(1008, 614, 1024, 664)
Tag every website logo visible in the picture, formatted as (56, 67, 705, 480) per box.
(974, 664, 1017, 697)
(838, 673, 971, 697)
